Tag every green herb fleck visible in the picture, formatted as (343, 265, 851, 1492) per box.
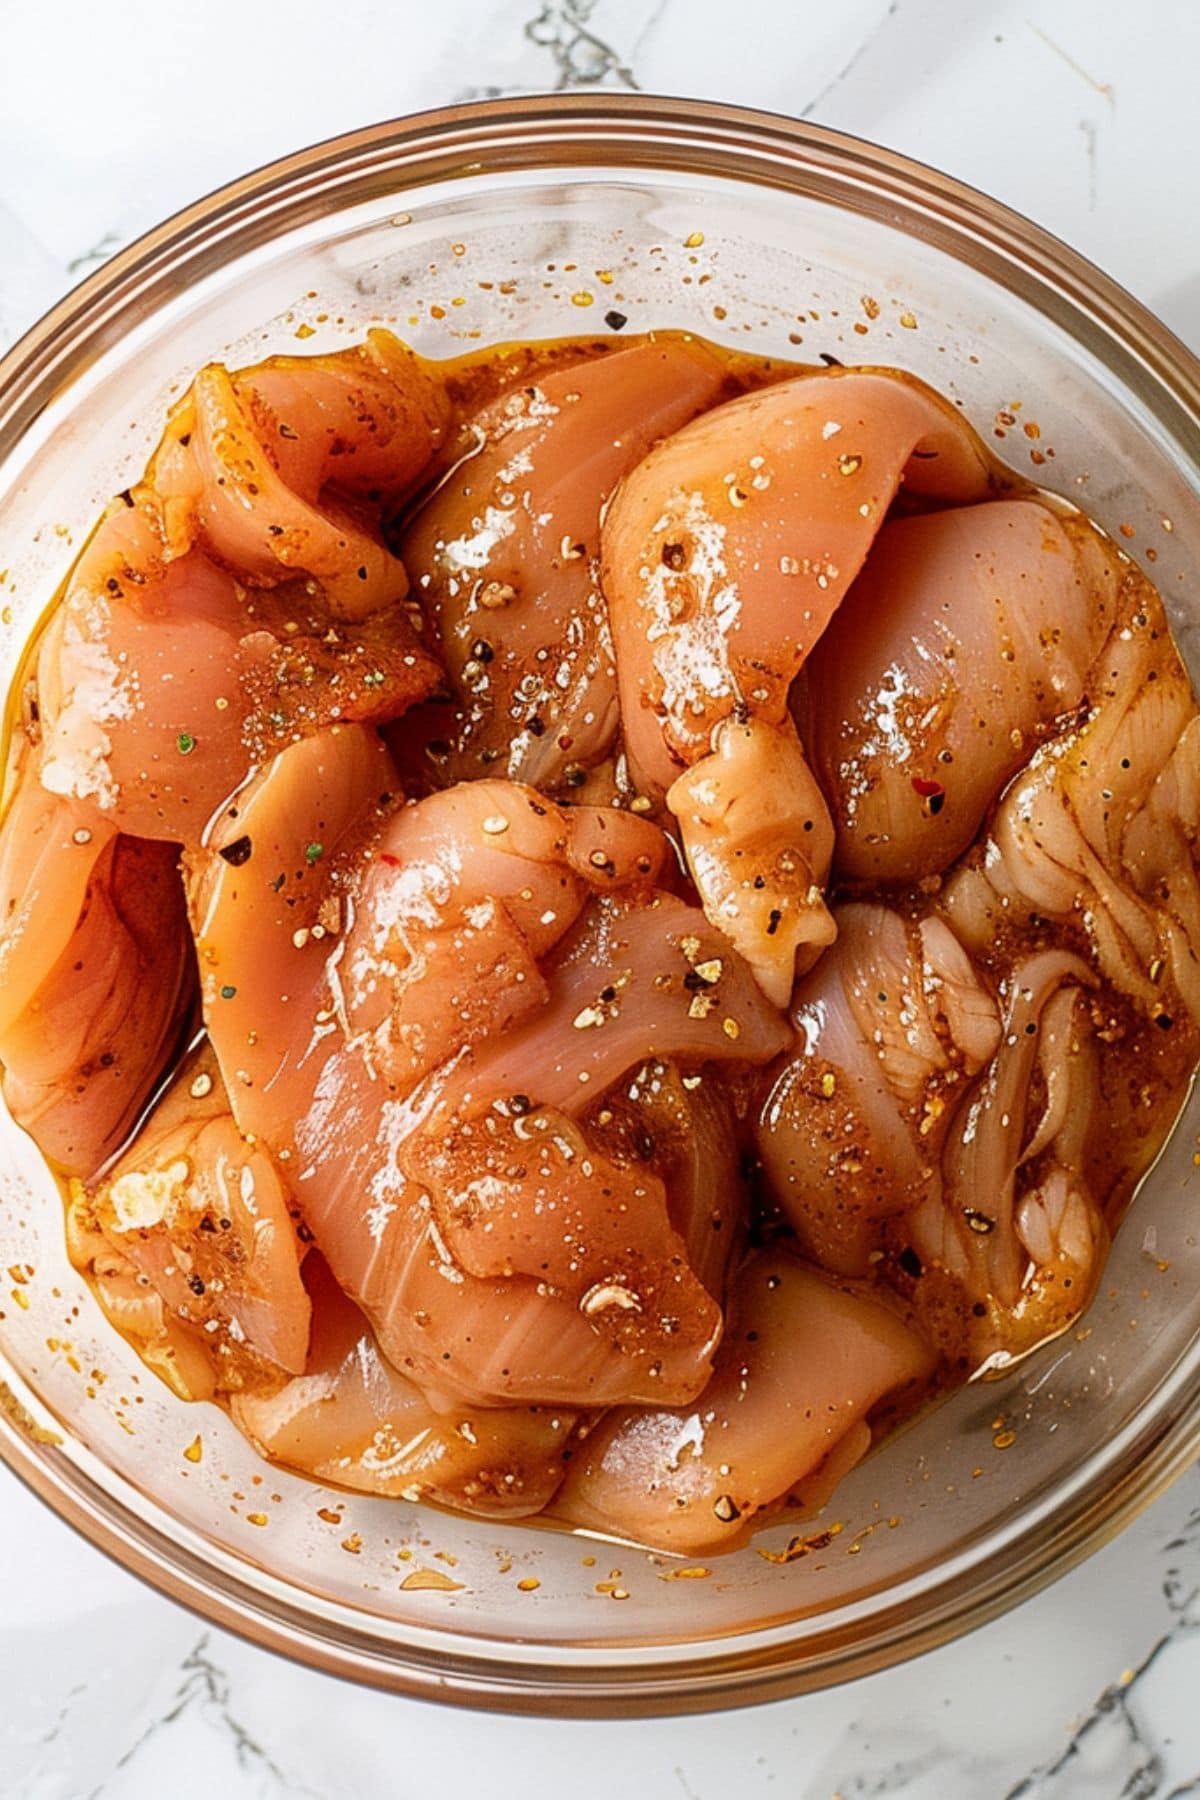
(305, 842, 325, 866)
(219, 984, 237, 1000)
(177, 731, 197, 755)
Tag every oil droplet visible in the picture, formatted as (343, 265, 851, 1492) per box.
(183, 1435, 203, 1464)
(246, 1512, 268, 1528)
(516, 1576, 541, 1592)
(400, 1568, 466, 1593)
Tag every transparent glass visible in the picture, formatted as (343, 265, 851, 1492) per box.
(1, 96, 1199, 1715)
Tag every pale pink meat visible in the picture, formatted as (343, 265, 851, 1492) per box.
(905, 950, 1104, 1360)
(602, 366, 990, 791)
(556, 1249, 933, 1553)
(31, 336, 446, 846)
(942, 571, 1200, 1026)
(805, 502, 1117, 880)
(0, 832, 194, 1178)
(667, 716, 836, 1006)
(70, 1049, 311, 1385)
(602, 367, 989, 996)
(232, 1257, 576, 1516)
(400, 338, 725, 790)
(756, 904, 999, 1275)
(189, 730, 780, 1410)
(0, 764, 117, 1038)
(585, 1060, 743, 1300)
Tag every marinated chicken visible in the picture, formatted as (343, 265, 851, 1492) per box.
(2, 326, 1196, 1556)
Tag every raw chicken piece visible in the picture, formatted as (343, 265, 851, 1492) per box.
(942, 569, 1200, 1025)
(602, 366, 990, 791)
(602, 368, 989, 996)
(219, 331, 449, 496)
(66, 1200, 223, 1401)
(805, 502, 1117, 880)
(756, 904, 999, 1275)
(189, 730, 772, 1409)
(343, 777, 670, 1091)
(0, 760, 117, 1038)
(431, 890, 793, 1127)
(904, 949, 1104, 1362)
(233, 1257, 577, 1517)
(67, 1049, 310, 1394)
(585, 1060, 743, 1300)
(667, 716, 836, 1007)
(33, 336, 446, 844)
(403, 1105, 720, 1348)
(151, 329, 449, 611)
(35, 512, 439, 845)
(0, 830, 194, 1178)
(290, 1055, 722, 1411)
(556, 1250, 933, 1553)
(399, 338, 725, 790)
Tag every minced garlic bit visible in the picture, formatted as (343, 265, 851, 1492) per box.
(481, 814, 509, 835)
(478, 580, 516, 609)
(581, 1282, 641, 1315)
(107, 1159, 189, 1232)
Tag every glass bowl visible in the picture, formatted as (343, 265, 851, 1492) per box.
(2, 94, 1199, 1716)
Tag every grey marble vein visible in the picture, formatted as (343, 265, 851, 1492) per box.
(454, 0, 661, 101)
(525, 0, 642, 89)
(85, 1634, 323, 1800)
(800, 0, 901, 119)
(66, 229, 124, 277)
(1001, 1500, 1200, 1799)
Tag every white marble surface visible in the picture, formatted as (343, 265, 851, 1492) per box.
(2, 1, 1200, 1794)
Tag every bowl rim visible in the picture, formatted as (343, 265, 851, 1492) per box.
(2, 90, 1199, 1715)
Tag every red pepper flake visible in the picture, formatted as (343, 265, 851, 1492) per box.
(912, 776, 946, 817)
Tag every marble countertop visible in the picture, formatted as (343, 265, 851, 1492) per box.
(2, 1, 1199, 1794)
